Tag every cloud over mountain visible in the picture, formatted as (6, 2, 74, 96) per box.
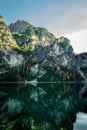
(41, 2, 87, 35)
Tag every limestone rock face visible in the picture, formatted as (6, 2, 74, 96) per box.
(0, 17, 87, 82)
(0, 17, 24, 77)
(9, 20, 55, 47)
(0, 17, 18, 50)
(31, 37, 76, 69)
(30, 37, 77, 81)
(44, 37, 76, 69)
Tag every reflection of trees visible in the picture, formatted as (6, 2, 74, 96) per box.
(0, 83, 86, 130)
(79, 83, 87, 113)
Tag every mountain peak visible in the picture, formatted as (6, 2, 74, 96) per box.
(55, 37, 70, 44)
(9, 20, 33, 33)
(9, 20, 56, 47)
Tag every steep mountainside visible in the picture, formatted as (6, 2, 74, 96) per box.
(30, 37, 78, 81)
(0, 16, 87, 81)
(9, 20, 55, 51)
(0, 16, 18, 50)
(0, 16, 24, 78)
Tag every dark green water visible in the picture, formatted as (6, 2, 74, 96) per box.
(0, 83, 87, 130)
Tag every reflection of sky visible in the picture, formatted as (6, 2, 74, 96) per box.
(74, 112, 87, 130)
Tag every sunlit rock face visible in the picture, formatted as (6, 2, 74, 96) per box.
(0, 16, 87, 81)
(0, 17, 24, 78)
(31, 37, 76, 68)
(30, 37, 77, 81)
(0, 50, 24, 79)
(52, 37, 73, 56)
(9, 20, 55, 47)
(0, 16, 18, 51)
(1, 50, 24, 67)
(42, 37, 76, 69)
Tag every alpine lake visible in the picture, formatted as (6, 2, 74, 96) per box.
(0, 82, 87, 130)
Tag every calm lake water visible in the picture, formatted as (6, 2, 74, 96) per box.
(0, 83, 87, 130)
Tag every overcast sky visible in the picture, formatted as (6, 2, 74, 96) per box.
(0, 0, 87, 53)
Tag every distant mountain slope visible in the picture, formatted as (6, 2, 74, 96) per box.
(9, 20, 55, 50)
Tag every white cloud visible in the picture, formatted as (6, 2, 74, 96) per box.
(41, 3, 87, 54)
(59, 7, 87, 34)
(65, 29, 87, 54)
(42, 4, 87, 36)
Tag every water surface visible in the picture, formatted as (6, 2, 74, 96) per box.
(74, 112, 87, 130)
(0, 83, 87, 130)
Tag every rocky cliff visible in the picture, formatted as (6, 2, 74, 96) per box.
(0, 17, 87, 81)
(0, 16, 18, 50)
(29, 37, 78, 81)
(9, 20, 55, 50)
(0, 16, 24, 79)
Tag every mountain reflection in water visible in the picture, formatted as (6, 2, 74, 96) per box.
(0, 83, 87, 130)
